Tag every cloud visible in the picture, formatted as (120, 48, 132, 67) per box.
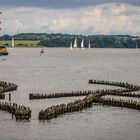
(0, 3, 140, 35)
(0, 0, 140, 8)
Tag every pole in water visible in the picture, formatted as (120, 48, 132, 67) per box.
(9, 93, 11, 101)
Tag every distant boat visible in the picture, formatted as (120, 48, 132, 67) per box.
(70, 41, 73, 50)
(73, 38, 77, 48)
(40, 48, 44, 55)
(0, 46, 8, 56)
(81, 38, 84, 49)
(11, 37, 14, 48)
(88, 41, 91, 48)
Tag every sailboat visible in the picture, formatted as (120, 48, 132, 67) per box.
(81, 38, 84, 49)
(11, 37, 14, 49)
(70, 41, 73, 50)
(40, 47, 45, 55)
(88, 40, 91, 48)
(73, 38, 77, 49)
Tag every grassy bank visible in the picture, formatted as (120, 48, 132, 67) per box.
(0, 40, 40, 47)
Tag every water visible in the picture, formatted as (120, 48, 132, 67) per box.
(0, 48, 140, 140)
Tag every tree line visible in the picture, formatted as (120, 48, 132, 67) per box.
(0, 33, 140, 48)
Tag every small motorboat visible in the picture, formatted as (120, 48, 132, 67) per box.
(40, 48, 45, 55)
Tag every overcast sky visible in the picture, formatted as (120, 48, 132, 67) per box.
(0, 0, 140, 35)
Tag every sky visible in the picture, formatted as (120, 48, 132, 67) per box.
(0, 0, 140, 35)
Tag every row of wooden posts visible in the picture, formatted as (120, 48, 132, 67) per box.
(29, 80, 140, 100)
(38, 80, 140, 120)
(0, 102, 31, 120)
(0, 81, 31, 120)
(89, 79, 140, 91)
(0, 81, 18, 93)
(29, 90, 92, 100)
(0, 81, 18, 99)
(0, 80, 140, 121)
(93, 98, 140, 110)
(38, 92, 140, 120)
(38, 94, 94, 120)
(29, 88, 140, 100)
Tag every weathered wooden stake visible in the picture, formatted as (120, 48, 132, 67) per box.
(9, 93, 11, 101)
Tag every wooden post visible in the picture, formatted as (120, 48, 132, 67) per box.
(9, 93, 11, 101)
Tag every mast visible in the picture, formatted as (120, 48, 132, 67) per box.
(70, 41, 73, 50)
(81, 38, 84, 49)
(88, 40, 91, 48)
(73, 38, 77, 48)
(12, 37, 14, 48)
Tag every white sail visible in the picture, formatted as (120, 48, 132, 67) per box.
(81, 38, 84, 49)
(11, 37, 14, 48)
(70, 41, 73, 50)
(73, 38, 77, 48)
(88, 41, 91, 48)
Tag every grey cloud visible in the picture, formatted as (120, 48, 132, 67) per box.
(1, 3, 140, 36)
(0, 0, 140, 8)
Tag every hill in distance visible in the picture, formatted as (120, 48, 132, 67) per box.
(0, 33, 140, 48)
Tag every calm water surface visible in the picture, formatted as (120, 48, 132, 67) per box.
(0, 48, 140, 140)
